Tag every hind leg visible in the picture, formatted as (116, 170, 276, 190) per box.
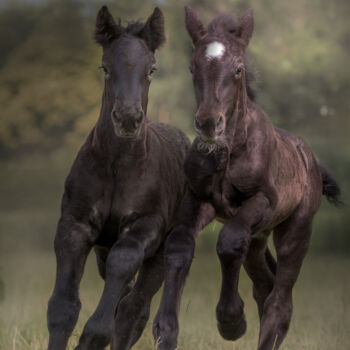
(257, 216, 313, 350)
(153, 190, 215, 350)
(244, 233, 275, 318)
(111, 248, 164, 350)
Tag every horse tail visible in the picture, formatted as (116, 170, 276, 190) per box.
(319, 165, 343, 207)
(265, 247, 277, 275)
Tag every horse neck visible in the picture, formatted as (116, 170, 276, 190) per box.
(225, 75, 250, 155)
(93, 88, 149, 163)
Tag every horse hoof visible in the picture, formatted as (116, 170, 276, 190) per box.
(217, 314, 247, 341)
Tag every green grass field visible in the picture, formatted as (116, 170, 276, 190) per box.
(0, 154, 349, 350)
(1, 241, 349, 350)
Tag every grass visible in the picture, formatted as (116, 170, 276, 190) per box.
(0, 152, 349, 349)
(0, 240, 350, 350)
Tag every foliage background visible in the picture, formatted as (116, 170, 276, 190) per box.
(0, 0, 349, 349)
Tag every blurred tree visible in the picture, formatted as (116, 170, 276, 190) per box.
(0, 0, 348, 251)
(1, 0, 348, 154)
(0, 3, 38, 68)
(0, 0, 100, 155)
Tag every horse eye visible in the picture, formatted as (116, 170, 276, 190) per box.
(149, 66, 157, 75)
(147, 66, 157, 82)
(234, 67, 244, 79)
(99, 66, 109, 75)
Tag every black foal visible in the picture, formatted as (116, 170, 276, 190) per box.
(47, 6, 189, 350)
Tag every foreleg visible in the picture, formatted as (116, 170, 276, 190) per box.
(47, 217, 94, 350)
(75, 215, 163, 350)
(216, 192, 271, 341)
(111, 248, 164, 350)
(153, 190, 215, 350)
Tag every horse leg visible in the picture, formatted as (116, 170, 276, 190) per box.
(257, 216, 313, 350)
(244, 233, 275, 318)
(47, 218, 94, 350)
(94, 245, 135, 322)
(215, 192, 271, 341)
(153, 190, 215, 350)
(111, 247, 164, 350)
(94, 246, 109, 280)
(75, 215, 163, 350)
(216, 220, 249, 340)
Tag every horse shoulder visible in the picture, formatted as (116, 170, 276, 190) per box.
(230, 119, 274, 193)
(61, 132, 112, 229)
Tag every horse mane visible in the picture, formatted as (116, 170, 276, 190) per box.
(208, 14, 257, 102)
(244, 56, 257, 102)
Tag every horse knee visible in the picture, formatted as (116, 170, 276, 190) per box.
(164, 226, 195, 270)
(106, 238, 144, 280)
(54, 217, 93, 253)
(217, 223, 250, 261)
(47, 292, 81, 334)
(118, 291, 148, 319)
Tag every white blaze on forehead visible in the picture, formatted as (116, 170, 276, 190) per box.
(205, 41, 226, 60)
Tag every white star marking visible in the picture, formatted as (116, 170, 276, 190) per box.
(205, 41, 225, 60)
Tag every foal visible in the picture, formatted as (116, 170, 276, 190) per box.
(154, 7, 342, 350)
(47, 6, 189, 350)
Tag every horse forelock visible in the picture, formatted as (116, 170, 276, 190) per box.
(125, 21, 145, 35)
(208, 14, 239, 35)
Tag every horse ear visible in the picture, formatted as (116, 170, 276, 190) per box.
(236, 9, 254, 47)
(139, 7, 165, 52)
(95, 6, 124, 47)
(185, 6, 206, 45)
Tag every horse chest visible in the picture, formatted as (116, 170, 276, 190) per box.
(211, 176, 242, 219)
(98, 165, 158, 246)
(185, 149, 222, 199)
(185, 150, 241, 219)
(111, 165, 155, 218)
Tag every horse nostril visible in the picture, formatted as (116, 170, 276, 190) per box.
(111, 109, 119, 123)
(135, 111, 144, 126)
(216, 116, 224, 129)
(194, 117, 201, 129)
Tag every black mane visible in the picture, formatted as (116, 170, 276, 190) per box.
(244, 56, 257, 102)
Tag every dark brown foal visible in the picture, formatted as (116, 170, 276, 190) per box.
(154, 7, 342, 350)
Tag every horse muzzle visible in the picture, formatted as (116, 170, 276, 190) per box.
(111, 108, 144, 139)
(194, 114, 225, 143)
